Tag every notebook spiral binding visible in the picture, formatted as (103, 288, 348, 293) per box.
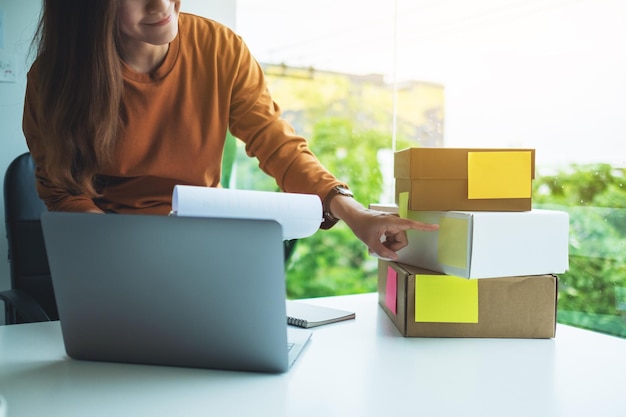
(287, 317, 308, 328)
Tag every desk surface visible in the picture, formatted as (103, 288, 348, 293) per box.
(1, 293, 625, 417)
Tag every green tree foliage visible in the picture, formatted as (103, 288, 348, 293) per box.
(307, 118, 385, 206)
(286, 117, 391, 298)
(534, 164, 626, 336)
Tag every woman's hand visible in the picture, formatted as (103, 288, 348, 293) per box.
(329, 195, 439, 260)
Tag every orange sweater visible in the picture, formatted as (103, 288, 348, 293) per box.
(23, 13, 344, 216)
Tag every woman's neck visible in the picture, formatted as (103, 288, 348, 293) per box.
(118, 40, 170, 74)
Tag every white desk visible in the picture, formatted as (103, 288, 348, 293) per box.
(1, 293, 625, 417)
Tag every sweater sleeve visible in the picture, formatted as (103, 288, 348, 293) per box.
(22, 69, 101, 212)
(226, 38, 346, 201)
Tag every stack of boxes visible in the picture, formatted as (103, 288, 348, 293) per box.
(375, 148, 569, 338)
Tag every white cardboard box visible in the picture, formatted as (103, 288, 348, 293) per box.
(396, 209, 569, 279)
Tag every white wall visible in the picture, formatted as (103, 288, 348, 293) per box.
(183, 0, 236, 28)
(0, 0, 236, 322)
(0, 0, 41, 323)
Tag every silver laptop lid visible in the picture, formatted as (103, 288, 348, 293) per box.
(41, 211, 291, 373)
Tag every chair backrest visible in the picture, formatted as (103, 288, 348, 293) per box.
(4, 152, 58, 320)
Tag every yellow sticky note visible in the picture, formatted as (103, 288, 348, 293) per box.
(437, 217, 468, 269)
(414, 275, 478, 323)
(467, 151, 532, 199)
(398, 192, 409, 219)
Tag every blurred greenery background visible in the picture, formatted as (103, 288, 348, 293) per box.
(223, 70, 626, 338)
(533, 165, 626, 337)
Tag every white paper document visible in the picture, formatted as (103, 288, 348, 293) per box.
(171, 185, 323, 240)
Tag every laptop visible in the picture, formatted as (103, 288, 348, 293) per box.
(40, 211, 312, 373)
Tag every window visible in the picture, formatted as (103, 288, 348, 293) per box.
(235, 0, 626, 337)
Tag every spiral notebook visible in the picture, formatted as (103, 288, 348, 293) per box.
(286, 300, 355, 328)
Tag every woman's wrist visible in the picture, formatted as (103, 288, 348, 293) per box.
(329, 194, 368, 226)
(321, 186, 354, 229)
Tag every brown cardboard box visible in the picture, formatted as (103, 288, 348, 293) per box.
(378, 260, 557, 338)
(394, 147, 536, 211)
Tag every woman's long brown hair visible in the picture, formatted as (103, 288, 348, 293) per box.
(32, 0, 123, 196)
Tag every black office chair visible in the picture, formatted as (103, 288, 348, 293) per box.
(0, 152, 297, 325)
(1, 152, 57, 324)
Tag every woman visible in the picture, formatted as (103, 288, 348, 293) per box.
(23, 0, 437, 260)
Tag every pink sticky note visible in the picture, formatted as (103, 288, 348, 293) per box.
(385, 266, 398, 315)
